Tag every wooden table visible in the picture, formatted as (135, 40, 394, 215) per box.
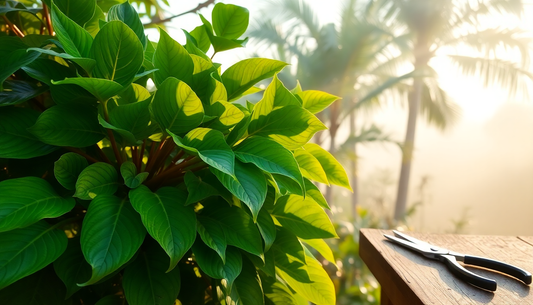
(359, 229, 533, 304)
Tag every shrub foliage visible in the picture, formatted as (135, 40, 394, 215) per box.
(0, 1, 351, 304)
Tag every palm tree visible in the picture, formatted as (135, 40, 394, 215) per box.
(370, 0, 532, 221)
(248, 0, 460, 219)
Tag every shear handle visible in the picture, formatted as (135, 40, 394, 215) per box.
(440, 255, 497, 291)
(463, 255, 532, 285)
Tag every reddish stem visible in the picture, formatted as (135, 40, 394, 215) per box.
(66, 147, 99, 163)
(94, 144, 111, 164)
(42, 4, 53, 35)
(2, 16, 24, 37)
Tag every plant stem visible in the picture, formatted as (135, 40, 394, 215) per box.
(145, 139, 166, 174)
(144, 156, 200, 188)
(94, 144, 111, 164)
(2, 16, 24, 37)
(149, 141, 176, 178)
(103, 101, 122, 165)
(66, 147, 100, 163)
(138, 140, 146, 170)
(132, 146, 139, 170)
(143, 0, 215, 26)
(42, 3, 53, 35)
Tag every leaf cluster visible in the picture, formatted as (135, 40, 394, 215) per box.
(0, 1, 351, 304)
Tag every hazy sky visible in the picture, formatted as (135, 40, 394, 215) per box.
(150, 0, 533, 235)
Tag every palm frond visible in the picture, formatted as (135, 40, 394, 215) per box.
(338, 124, 397, 156)
(448, 54, 533, 99)
(269, 0, 322, 41)
(419, 77, 461, 130)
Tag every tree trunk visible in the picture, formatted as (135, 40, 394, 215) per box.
(393, 73, 424, 221)
(349, 111, 358, 221)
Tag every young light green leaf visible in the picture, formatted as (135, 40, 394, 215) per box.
(54, 0, 96, 27)
(271, 228, 310, 283)
(84, 5, 104, 37)
(129, 185, 197, 272)
(28, 105, 104, 148)
(153, 28, 194, 87)
(52, 77, 124, 102)
(80, 195, 146, 286)
(90, 20, 144, 87)
(212, 3, 249, 39)
(120, 161, 149, 189)
(169, 128, 234, 176)
(199, 14, 248, 53)
(0, 177, 75, 232)
(210, 160, 267, 222)
(278, 248, 336, 305)
(123, 241, 181, 305)
(229, 86, 263, 102)
(252, 75, 301, 111)
(53, 238, 92, 298)
(273, 174, 302, 196)
(0, 221, 67, 289)
(107, 1, 147, 48)
(263, 278, 302, 305)
(304, 179, 330, 210)
(0, 107, 57, 159)
(221, 58, 287, 101)
(54, 152, 89, 190)
(151, 77, 204, 135)
(74, 162, 119, 200)
(297, 90, 339, 114)
(293, 148, 329, 185)
(50, 3, 93, 57)
(116, 83, 151, 105)
(303, 143, 352, 191)
(273, 195, 337, 239)
(190, 25, 211, 52)
(199, 205, 263, 257)
(235, 136, 304, 190)
(184, 171, 220, 205)
(301, 239, 336, 268)
(193, 241, 242, 292)
(205, 100, 245, 131)
(196, 219, 227, 262)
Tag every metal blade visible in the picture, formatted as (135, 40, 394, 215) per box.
(383, 234, 430, 255)
(393, 230, 431, 247)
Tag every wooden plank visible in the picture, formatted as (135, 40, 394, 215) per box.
(359, 229, 533, 305)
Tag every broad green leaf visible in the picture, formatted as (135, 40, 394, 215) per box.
(26, 47, 96, 73)
(0, 265, 69, 305)
(170, 128, 234, 176)
(271, 228, 310, 283)
(191, 169, 236, 205)
(305, 179, 329, 210)
(0, 1, 41, 15)
(109, 97, 153, 140)
(74, 162, 119, 200)
(205, 100, 245, 131)
(252, 75, 301, 111)
(221, 58, 287, 101)
(190, 25, 211, 52)
(123, 242, 181, 305)
(263, 278, 301, 305)
(199, 205, 263, 257)
(54, 152, 89, 190)
(107, 1, 147, 48)
(151, 77, 204, 134)
(184, 171, 219, 205)
(235, 136, 303, 190)
(80, 195, 145, 286)
(0, 221, 67, 289)
(0, 80, 47, 106)
(54, 0, 96, 27)
(196, 219, 227, 262)
(0, 177, 75, 232)
(53, 77, 124, 102)
(153, 28, 194, 86)
(273, 195, 337, 239)
(229, 86, 263, 102)
(297, 90, 339, 114)
(199, 14, 248, 53)
(189, 56, 218, 104)
(0, 46, 40, 87)
(301, 239, 336, 267)
(226, 112, 251, 146)
(120, 161, 148, 189)
(293, 148, 329, 185)
(184, 29, 210, 61)
(290, 80, 303, 95)
(91, 21, 144, 87)
(0, 108, 57, 159)
(193, 241, 242, 292)
(50, 83, 98, 107)
(95, 295, 125, 305)
(116, 83, 151, 105)
(210, 160, 267, 221)
(257, 208, 276, 252)
(279, 248, 336, 305)
(29, 105, 104, 148)
(129, 185, 197, 272)
(84, 5, 105, 37)
(210, 77, 228, 104)
(22, 57, 76, 85)
(303, 143, 352, 191)
(273, 174, 302, 196)
(51, 3, 93, 57)
(212, 3, 249, 39)
(98, 114, 139, 145)
(54, 238, 92, 298)
(226, 259, 264, 305)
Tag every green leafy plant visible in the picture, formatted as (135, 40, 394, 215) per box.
(0, 1, 351, 304)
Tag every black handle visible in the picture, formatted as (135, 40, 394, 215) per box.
(440, 255, 497, 291)
(464, 255, 532, 285)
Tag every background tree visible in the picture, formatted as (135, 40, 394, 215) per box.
(371, 0, 533, 221)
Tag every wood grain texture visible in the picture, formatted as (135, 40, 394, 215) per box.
(360, 229, 533, 305)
